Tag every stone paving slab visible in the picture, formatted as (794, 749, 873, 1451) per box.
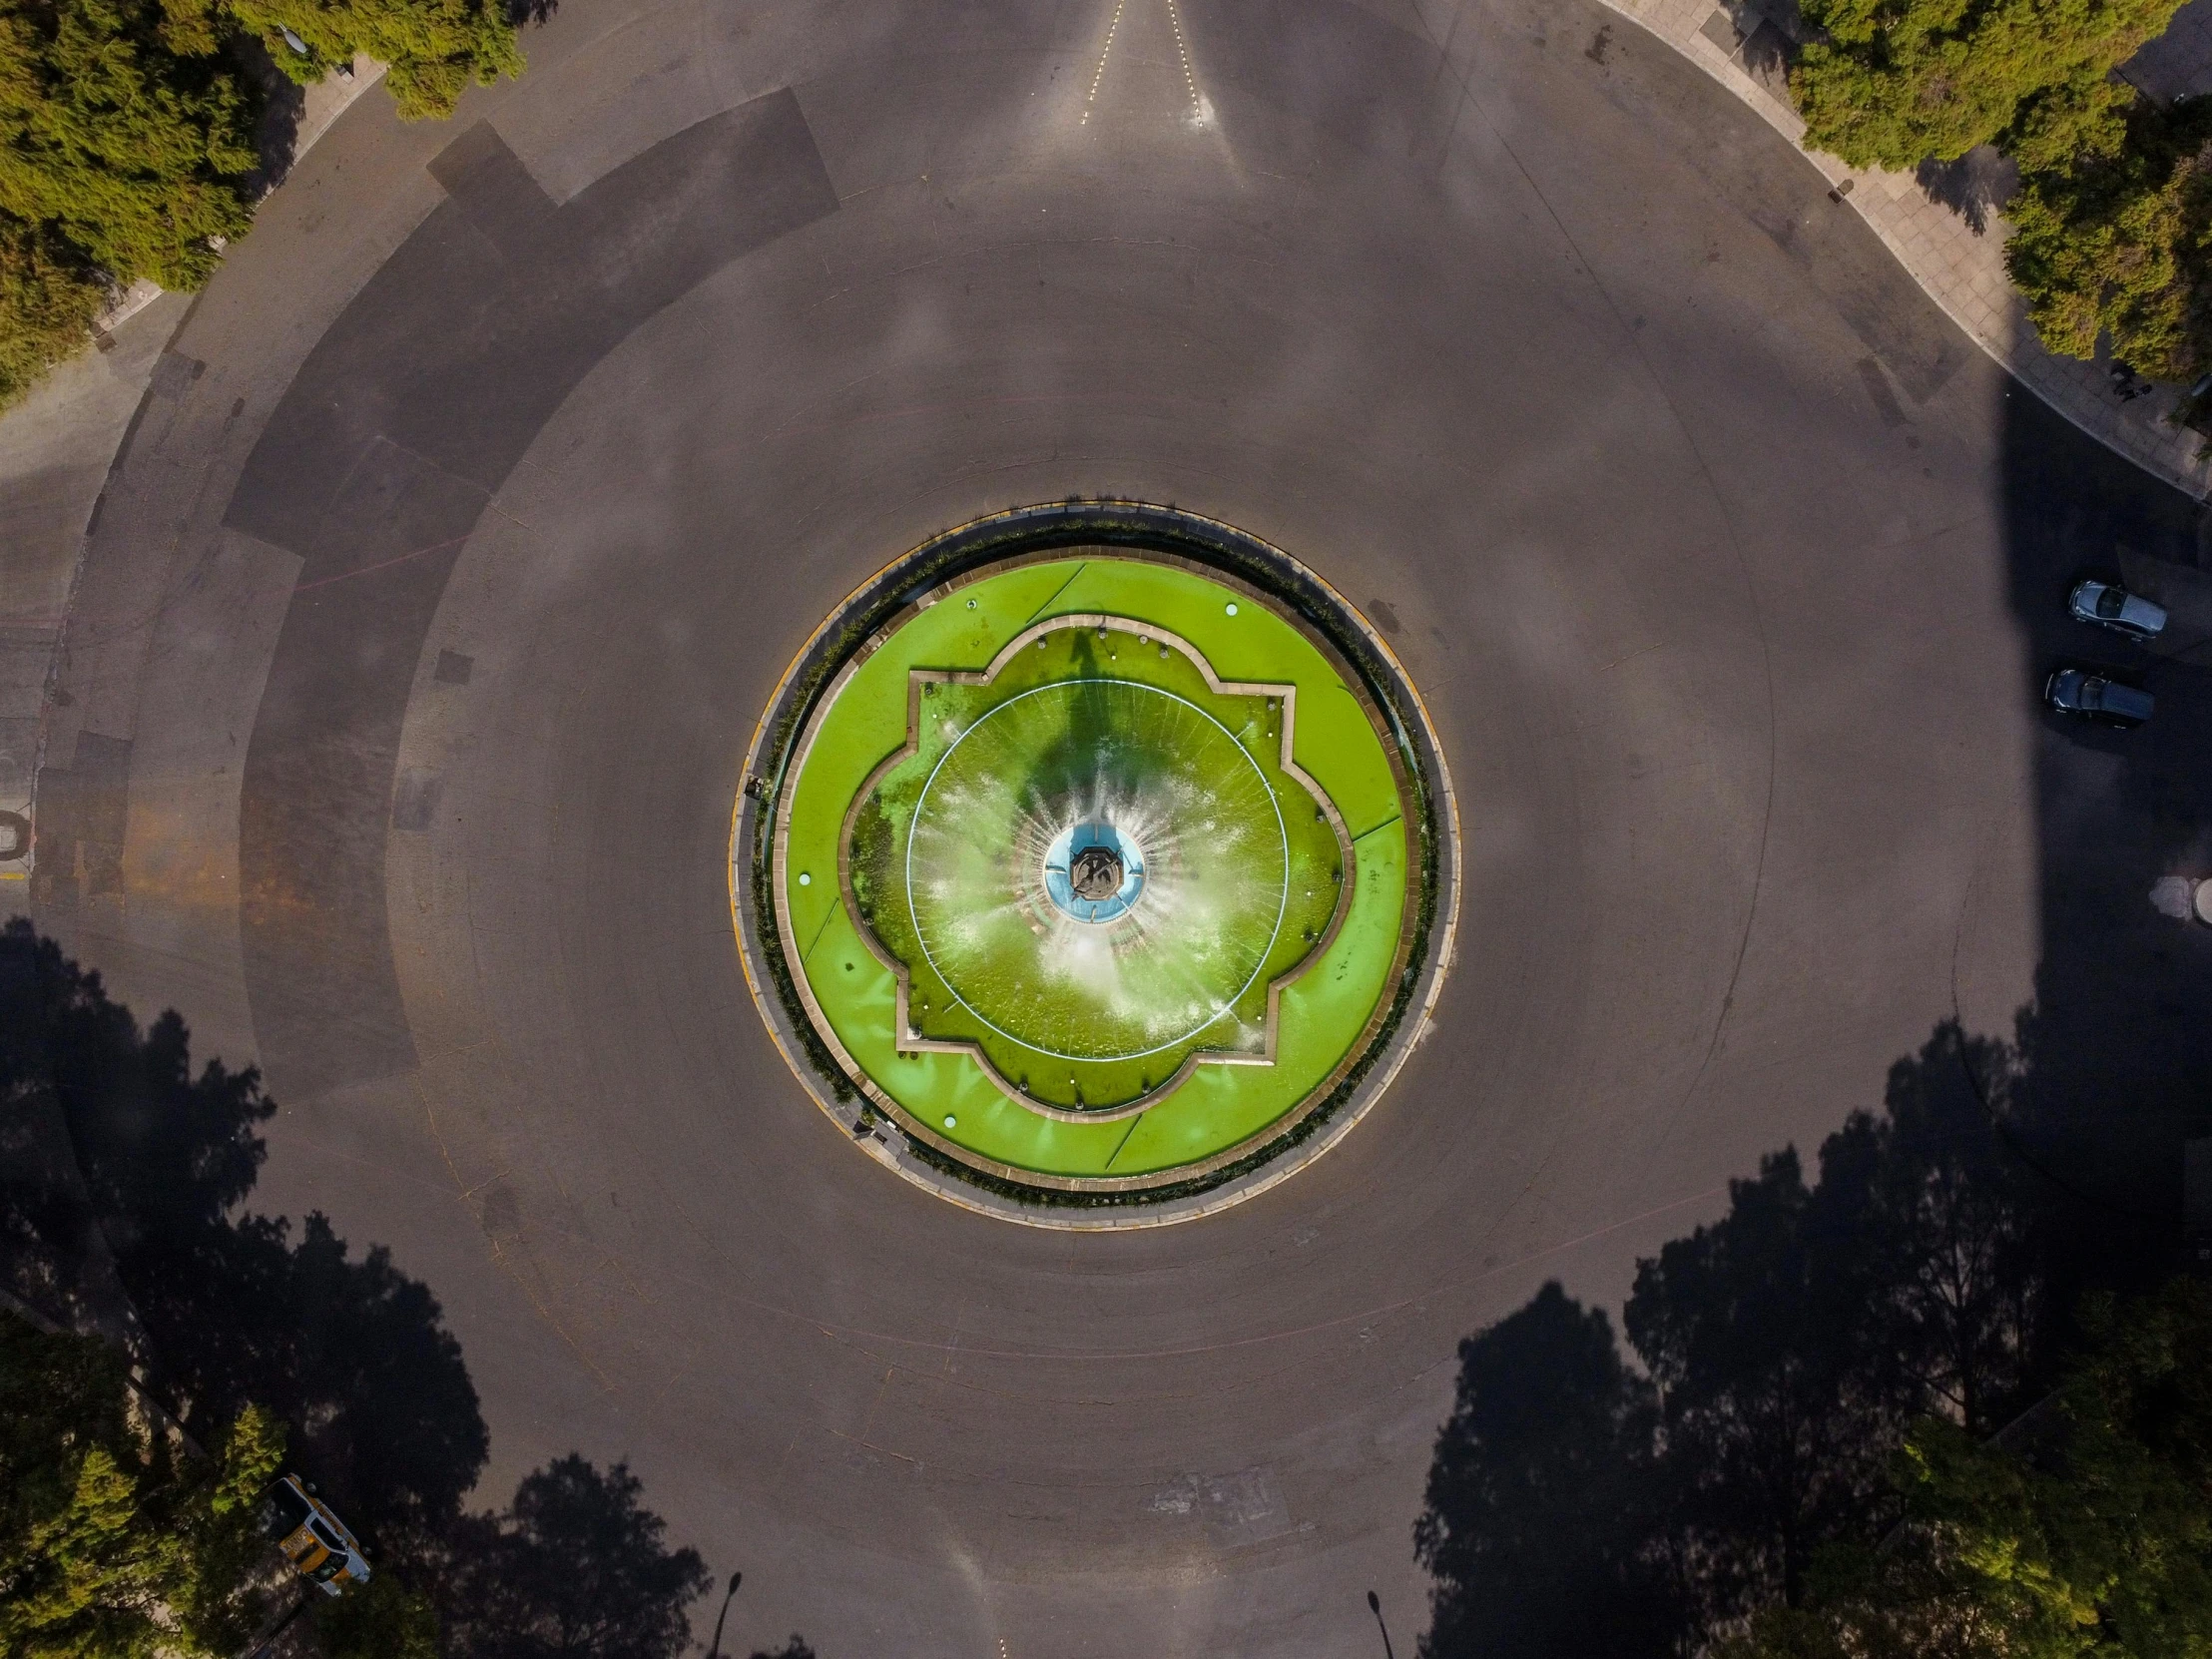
(1609, 0, 2212, 499)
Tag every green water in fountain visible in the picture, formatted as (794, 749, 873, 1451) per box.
(847, 624, 1345, 1111)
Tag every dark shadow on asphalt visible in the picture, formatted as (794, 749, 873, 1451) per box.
(1413, 379, 2211, 1658)
(0, 919, 486, 1547)
(239, 38, 307, 200)
(437, 1455, 713, 1659)
(1990, 383, 2212, 1226)
(0, 920, 770, 1658)
(1413, 1023, 2088, 1656)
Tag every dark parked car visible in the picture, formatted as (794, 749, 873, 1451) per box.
(2045, 667, 2154, 728)
(2068, 579, 2167, 641)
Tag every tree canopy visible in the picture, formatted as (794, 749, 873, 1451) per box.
(1726, 1277, 2212, 1658)
(231, 0, 522, 119)
(2003, 97, 2212, 380)
(0, 1314, 285, 1659)
(1783, 0, 2212, 378)
(0, 0, 260, 290)
(1790, 0, 2183, 172)
(0, 0, 523, 406)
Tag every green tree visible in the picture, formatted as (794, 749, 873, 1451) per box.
(315, 1570, 440, 1659)
(1726, 1277, 2212, 1658)
(0, 1312, 284, 1658)
(0, 0, 259, 289)
(170, 1404, 286, 1654)
(2004, 97, 2212, 379)
(230, 0, 523, 120)
(1790, 0, 2182, 172)
(0, 220, 106, 404)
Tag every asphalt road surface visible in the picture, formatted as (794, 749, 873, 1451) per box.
(16, 0, 2212, 1648)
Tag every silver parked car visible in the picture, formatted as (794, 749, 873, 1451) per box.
(2069, 579, 2167, 640)
(2045, 667, 2154, 727)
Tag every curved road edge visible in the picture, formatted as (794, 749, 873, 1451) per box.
(1579, 0, 2212, 498)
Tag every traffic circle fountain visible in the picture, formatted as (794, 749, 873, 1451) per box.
(733, 505, 1458, 1225)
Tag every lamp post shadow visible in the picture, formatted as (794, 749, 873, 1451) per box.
(707, 1571, 742, 1658)
(1368, 1589, 1397, 1659)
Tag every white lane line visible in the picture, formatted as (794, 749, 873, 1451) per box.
(1163, 0, 1203, 119)
(1082, 0, 1128, 124)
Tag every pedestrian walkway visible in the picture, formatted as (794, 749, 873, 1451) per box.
(0, 58, 382, 898)
(1609, 0, 2212, 497)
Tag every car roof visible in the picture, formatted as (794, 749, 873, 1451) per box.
(2102, 682, 2155, 716)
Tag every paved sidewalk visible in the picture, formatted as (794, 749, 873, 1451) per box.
(1611, 0, 2212, 498)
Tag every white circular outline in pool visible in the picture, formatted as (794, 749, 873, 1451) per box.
(902, 678, 1291, 1064)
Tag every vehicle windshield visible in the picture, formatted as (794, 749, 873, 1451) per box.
(2096, 588, 2128, 618)
(260, 1486, 313, 1542)
(307, 1553, 345, 1582)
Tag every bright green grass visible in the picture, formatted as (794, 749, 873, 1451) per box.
(778, 557, 1408, 1179)
(850, 634, 1345, 1109)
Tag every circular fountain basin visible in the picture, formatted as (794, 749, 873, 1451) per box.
(751, 521, 1445, 1214)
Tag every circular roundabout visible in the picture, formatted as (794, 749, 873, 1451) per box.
(741, 510, 1453, 1218)
(37, 0, 2090, 1639)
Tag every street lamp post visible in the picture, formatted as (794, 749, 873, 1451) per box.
(707, 1571, 744, 1659)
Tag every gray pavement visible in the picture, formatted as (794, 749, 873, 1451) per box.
(3, 0, 2206, 1652)
(0, 293, 190, 896)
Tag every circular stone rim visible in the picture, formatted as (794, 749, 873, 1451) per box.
(729, 502, 1462, 1229)
(905, 678, 1292, 1062)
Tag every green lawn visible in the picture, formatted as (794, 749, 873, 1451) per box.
(775, 556, 1411, 1181)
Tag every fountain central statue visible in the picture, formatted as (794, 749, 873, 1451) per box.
(1068, 841, 1125, 901)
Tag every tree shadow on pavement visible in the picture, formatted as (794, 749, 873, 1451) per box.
(0, 921, 812, 1655)
(1413, 1020, 2102, 1658)
(439, 1456, 712, 1659)
(1985, 385, 2212, 1231)
(0, 918, 486, 1550)
(1913, 145, 2017, 235)
(1413, 1285, 1683, 1659)
(238, 37, 308, 198)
